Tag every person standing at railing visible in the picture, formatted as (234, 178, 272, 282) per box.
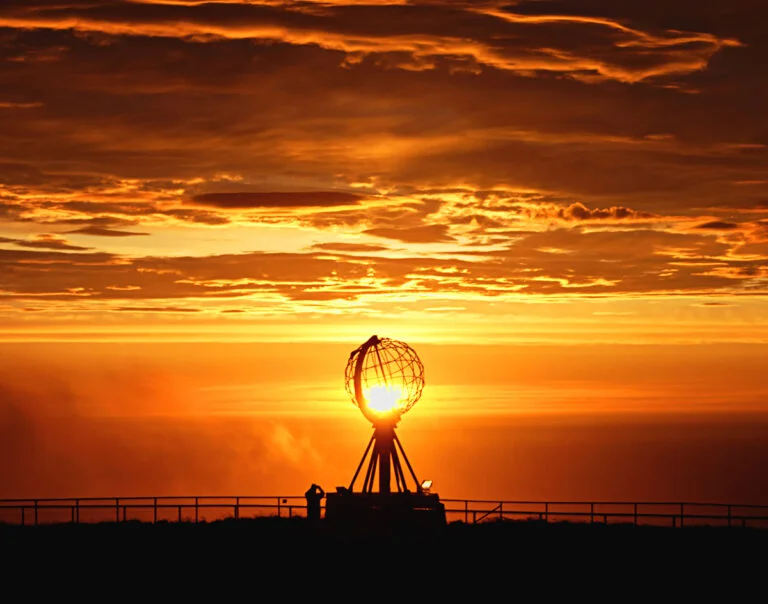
(305, 483, 325, 523)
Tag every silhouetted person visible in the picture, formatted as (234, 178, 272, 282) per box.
(305, 483, 325, 523)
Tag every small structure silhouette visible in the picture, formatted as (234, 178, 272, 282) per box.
(304, 483, 325, 522)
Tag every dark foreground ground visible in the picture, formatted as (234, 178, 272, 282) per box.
(2, 518, 766, 596)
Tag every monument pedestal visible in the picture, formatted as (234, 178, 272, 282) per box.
(324, 490, 446, 533)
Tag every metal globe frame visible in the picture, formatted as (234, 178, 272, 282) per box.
(342, 335, 425, 495)
(344, 335, 425, 424)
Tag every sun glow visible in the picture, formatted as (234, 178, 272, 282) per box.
(364, 384, 404, 415)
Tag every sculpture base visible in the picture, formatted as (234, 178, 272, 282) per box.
(324, 491, 446, 533)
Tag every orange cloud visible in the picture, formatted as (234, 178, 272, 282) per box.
(0, 0, 766, 335)
(188, 191, 364, 209)
(0, 1, 740, 83)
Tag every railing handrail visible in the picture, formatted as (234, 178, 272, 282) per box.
(2, 496, 765, 509)
(0, 495, 305, 503)
(440, 498, 768, 509)
(1, 495, 767, 529)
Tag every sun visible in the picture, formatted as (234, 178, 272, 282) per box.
(364, 384, 404, 415)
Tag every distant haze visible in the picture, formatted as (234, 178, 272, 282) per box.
(1, 342, 766, 504)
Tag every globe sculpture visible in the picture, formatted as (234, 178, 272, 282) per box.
(325, 335, 446, 529)
(344, 335, 424, 425)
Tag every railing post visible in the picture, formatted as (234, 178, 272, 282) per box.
(34, 500, 38, 526)
(634, 503, 638, 526)
(499, 502, 503, 521)
(235, 497, 240, 520)
(680, 503, 684, 528)
(464, 500, 468, 524)
(116, 498, 120, 523)
(195, 497, 199, 523)
(278, 497, 281, 518)
(153, 498, 158, 523)
(727, 505, 732, 528)
(590, 503, 594, 524)
(76, 499, 80, 524)
(178, 505, 182, 522)
(545, 502, 549, 522)
(21, 507, 25, 526)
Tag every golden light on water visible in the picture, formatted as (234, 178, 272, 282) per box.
(364, 385, 405, 415)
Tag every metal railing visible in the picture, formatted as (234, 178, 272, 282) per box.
(440, 499, 768, 529)
(1, 496, 767, 529)
(0, 496, 306, 526)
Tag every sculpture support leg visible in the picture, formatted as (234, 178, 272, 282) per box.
(375, 425, 394, 494)
(351, 423, 419, 494)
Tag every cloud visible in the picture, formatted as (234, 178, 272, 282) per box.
(0, 1, 740, 84)
(0, 16, 762, 214)
(692, 301, 734, 307)
(162, 209, 231, 225)
(4, 234, 91, 251)
(0, 101, 43, 109)
(116, 306, 201, 312)
(516, 201, 655, 222)
(693, 220, 740, 230)
(312, 242, 390, 252)
(0, 0, 767, 322)
(364, 224, 455, 243)
(68, 226, 150, 237)
(0, 223, 765, 322)
(188, 191, 363, 209)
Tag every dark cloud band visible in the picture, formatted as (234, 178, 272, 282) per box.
(188, 191, 364, 209)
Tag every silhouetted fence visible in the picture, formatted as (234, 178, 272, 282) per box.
(1, 496, 767, 529)
(0, 496, 306, 525)
(441, 499, 768, 529)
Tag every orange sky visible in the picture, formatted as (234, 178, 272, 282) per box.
(1, 341, 767, 503)
(0, 1, 766, 502)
